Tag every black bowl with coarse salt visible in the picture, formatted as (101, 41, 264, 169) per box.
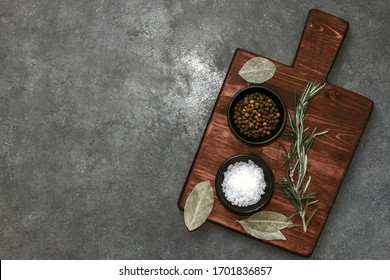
(227, 85, 287, 145)
(215, 154, 275, 215)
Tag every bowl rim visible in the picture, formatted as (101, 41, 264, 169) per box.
(215, 154, 275, 215)
(227, 85, 287, 145)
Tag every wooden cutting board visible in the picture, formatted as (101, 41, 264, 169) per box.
(177, 9, 373, 257)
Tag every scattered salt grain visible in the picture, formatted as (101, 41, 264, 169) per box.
(222, 160, 266, 207)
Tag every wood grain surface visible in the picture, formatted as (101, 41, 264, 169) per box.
(177, 9, 373, 257)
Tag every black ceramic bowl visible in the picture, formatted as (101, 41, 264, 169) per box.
(228, 85, 287, 145)
(215, 154, 275, 215)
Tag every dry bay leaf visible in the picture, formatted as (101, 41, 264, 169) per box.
(239, 57, 276, 84)
(184, 180, 214, 231)
(237, 211, 292, 240)
(240, 211, 293, 232)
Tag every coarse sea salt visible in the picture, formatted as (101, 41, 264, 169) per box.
(222, 160, 266, 207)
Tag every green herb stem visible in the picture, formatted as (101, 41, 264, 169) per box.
(279, 82, 327, 232)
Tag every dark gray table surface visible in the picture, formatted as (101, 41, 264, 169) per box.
(1, 0, 389, 259)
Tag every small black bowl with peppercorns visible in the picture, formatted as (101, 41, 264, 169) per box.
(228, 86, 287, 145)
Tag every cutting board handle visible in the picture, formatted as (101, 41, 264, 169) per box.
(292, 9, 349, 82)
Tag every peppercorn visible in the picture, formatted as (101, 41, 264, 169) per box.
(232, 92, 281, 139)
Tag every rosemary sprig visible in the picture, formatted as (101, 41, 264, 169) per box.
(279, 82, 327, 232)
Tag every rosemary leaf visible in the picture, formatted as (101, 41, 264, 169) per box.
(303, 176, 312, 193)
(305, 207, 319, 229)
(287, 212, 300, 221)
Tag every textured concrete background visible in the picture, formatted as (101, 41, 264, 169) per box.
(1, 0, 389, 259)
